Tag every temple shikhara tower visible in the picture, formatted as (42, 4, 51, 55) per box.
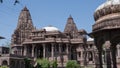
(11, 7, 35, 55)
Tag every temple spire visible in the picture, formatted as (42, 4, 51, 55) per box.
(22, 6, 28, 11)
(17, 6, 33, 29)
(64, 15, 78, 38)
(69, 14, 72, 19)
(12, 7, 34, 45)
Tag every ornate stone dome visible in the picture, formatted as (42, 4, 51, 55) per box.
(96, 0, 120, 11)
(93, 0, 120, 31)
(94, 0, 120, 21)
(43, 25, 59, 32)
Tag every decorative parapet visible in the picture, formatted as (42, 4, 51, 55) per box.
(70, 39, 83, 44)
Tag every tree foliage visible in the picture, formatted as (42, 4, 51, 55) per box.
(24, 58, 33, 68)
(51, 60, 58, 68)
(36, 58, 50, 68)
(66, 60, 80, 68)
(0, 0, 19, 5)
(0, 66, 8, 68)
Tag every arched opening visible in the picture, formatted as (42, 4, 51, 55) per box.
(10, 61, 15, 68)
(95, 38, 104, 67)
(35, 45, 43, 58)
(2, 60, 8, 66)
(71, 46, 77, 60)
(111, 35, 120, 68)
(88, 51, 93, 61)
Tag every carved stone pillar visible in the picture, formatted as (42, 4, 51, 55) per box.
(81, 51, 83, 60)
(32, 44, 35, 57)
(51, 43, 54, 60)
(59, 43, 63, 67)
(66, 44, 69, 61)
(104, 41, 112, 68)
(66, 44, 69, 54)
(24, 45, 27, 56)
(35, 46, 37, 58)
(80, 50, 84, 66)
(111, 45, 117, 68)
(94, 50, 100, 68)
(43, 44, 46, 58)
(93, 38, 103, 68)
(59, 44, 62, 54)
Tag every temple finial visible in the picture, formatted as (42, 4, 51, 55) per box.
(22, 6, 28, 11)
(69, 14, 73, 18)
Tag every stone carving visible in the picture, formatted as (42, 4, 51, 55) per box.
(94, 5, 120, 21)
(64, 15, 78, 38)
(11, 7, 35, 45)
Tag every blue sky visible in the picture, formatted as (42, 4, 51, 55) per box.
(0, 0, 105, 46)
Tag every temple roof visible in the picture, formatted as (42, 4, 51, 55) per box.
(96, 0, 120, 11)
(22, 6, 28, 11)
(17, 6, 34, 29)
(87, 38, 94, 41)
(64, 15, 78, 33)
(43, 25, 59, 32)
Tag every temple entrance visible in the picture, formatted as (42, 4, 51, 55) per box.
(71, 46, 77, 60)
(2, 60, 8, 66)
(36, 45, 43, 58)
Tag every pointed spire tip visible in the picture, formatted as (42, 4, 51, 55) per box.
(69, 14, 73, 19)
(22, 6, 28, 11)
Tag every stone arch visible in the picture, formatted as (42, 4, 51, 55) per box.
(95, 37, 105, 68)
(97, 38, 105, 50)
(2, 60, 8, 66)
(88, 51, 93, 61)
(71, 45, 77, 60)
(110, 35, 120, 57)
(110, 35, 120, 68)
(35, 45, 43, 58)
(111, 35, 120, 46)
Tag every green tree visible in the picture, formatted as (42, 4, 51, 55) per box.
(0, 66, 8, 68)
(24, 58, 33, 68)
(35, 63, 42, 68)
(36, 58, 50, 68)
(66, 60, 80, 68)
(51, 60, 58, 68)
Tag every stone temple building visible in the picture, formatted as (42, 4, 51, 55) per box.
(0, 7, 96, 68)
(3, 0, 120, 67)
(1, 0, 120, 68)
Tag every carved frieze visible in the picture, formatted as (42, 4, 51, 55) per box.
(94, 5, 120, 21)
(93, 18, 120, 31)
